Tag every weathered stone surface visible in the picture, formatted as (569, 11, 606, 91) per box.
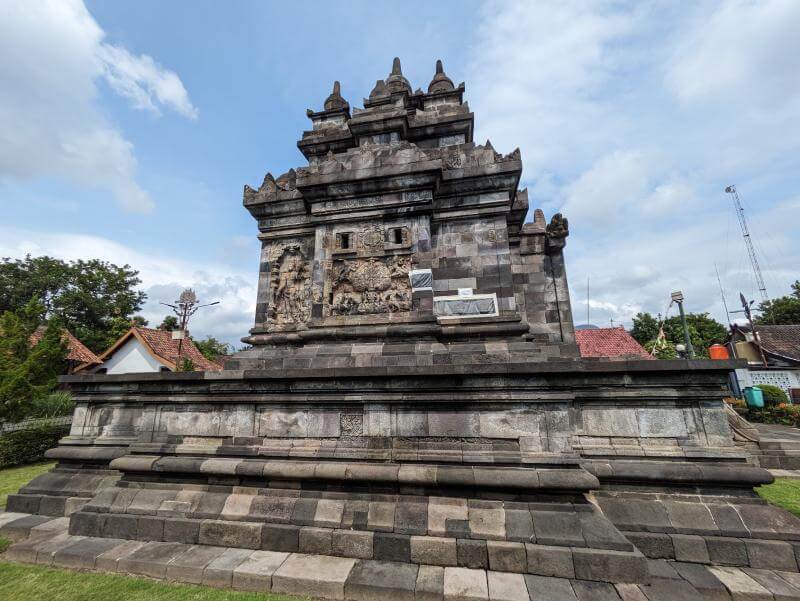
(525, 544, 575, 579)
(486, 572, 528, 601)
(332, 529, 373, 559)
(272, 553, 357, 600)
(117, 541, 187, 578)
(202, 548, 255, 588)
(745, 539, 798, 571)
(374, 532, 411, 562)
(458, 538, 489, 569)
(571, 548, 648, 583)
(199, 520, 261, 549)
(486, 541, 527, 573)
(261, 523, 299, 552)
(165, 545, 227, 584)
(231, 550, 289, 591)
(524, 575, 577, 601)
(299, 526, 333, 555)
(411, 535, 457, 566)
(705, 536, 748, 567)
(670, 534, 709, 563)
(443, 567, 488, 601)
(345, 559, 419, 601)
(416, 565, 445, 601)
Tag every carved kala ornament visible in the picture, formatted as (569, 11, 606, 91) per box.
(330, 256, 412, 316)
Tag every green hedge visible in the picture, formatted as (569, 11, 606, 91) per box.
(0, 422, 69, 469)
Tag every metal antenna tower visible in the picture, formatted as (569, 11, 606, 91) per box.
(724, 185, 768, 302)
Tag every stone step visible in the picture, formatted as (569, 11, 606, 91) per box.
(6, 524, 800, 599)
(623, 531, 800, 572)
(109, 455, 599, 493)
(69, 485, 633, 551)
(66, 508, 645, 580)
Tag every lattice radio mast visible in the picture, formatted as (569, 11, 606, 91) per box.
(724, 185, 768, 302)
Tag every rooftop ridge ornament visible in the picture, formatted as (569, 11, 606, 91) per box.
(427, 59, 455, 93)
(323, 80, 349, 112)
(385, 57, 411, 94)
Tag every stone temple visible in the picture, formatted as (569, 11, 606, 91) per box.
(6, 59, 800, 600)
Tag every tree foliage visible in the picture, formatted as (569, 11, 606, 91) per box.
(630, 311, 728, 358)
(192, 336, 232, 361)
(0, 255, 147, 352)
(158, 315, 179, 331)
(757, 280, 800, 325)
(0, 299, 68, 421)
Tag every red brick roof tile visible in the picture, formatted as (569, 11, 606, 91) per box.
(575, 327, 653, 360)
(29, 326, 101, 365)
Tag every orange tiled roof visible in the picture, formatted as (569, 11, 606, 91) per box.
(575, 327, 653, 360)
(128, 327, 223, 371)
(29, 326, 101, 365)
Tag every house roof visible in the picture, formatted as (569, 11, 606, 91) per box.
(29, 326, 101, 365)
(575, 327, 653, 360)
(754, 325, 800, 363)
(92, 327, 223, 372)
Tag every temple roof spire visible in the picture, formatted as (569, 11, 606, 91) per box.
(323, 80, 349, 112)
(427, 59, 455, 94)
(385, 57, 411, 94)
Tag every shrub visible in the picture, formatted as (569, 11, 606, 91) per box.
(757, 384, 790, 407)
(0, 422, 69, 469)
(28, 391, 74, 418)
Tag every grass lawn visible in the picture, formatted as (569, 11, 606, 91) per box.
(0, 462, 54, 509)
(757, 477, 800, 517)
(0, 561, 303, 601)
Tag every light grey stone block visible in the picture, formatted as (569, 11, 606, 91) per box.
(443, 567, 489, 601)
(231, 550, 290, 591)
(272, 553, 357, 600)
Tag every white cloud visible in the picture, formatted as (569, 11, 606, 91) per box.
(0, 0, 196, 213)
(97, 44, 198, 119)
(667, 0, 800, 108)
(467, 0, 800, 329)
(0, 226, 256, 347)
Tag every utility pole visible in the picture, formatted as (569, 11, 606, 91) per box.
(731, 292, 768, 368)
(671, 291, 695, 359)
(160, 289, 220, 370)
(725, 185, 768, 303)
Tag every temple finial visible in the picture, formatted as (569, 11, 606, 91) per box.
(323, 80, 349, 112)
(386, 57, 411, 94)
(428, 59, 455, 94)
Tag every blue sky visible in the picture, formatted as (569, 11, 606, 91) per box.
(1, 0, 799, 346)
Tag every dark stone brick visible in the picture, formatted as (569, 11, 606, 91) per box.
(163, 517, 200, 544)
(261, 523, 299, 552)
(456, 538, 488, 569)
(103, 513, 139, 540)
(373, 532, 411, 562)
(705, 536, 748, 566)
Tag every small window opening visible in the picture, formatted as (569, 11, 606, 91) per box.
(392, 228, 404, 244)
(337, 232, 351, 250)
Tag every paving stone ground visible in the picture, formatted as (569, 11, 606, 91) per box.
(3, 512, 800, 600)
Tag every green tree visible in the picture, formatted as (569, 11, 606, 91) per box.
(630, 311, 727, 358)
(0, 299, 67, 421)
(757, 280, 800, 325)
(192, 336, 232, 361)
(158, 315, 179, 331)
(0, 255, 147, 352)
(630, 313, 660, 346)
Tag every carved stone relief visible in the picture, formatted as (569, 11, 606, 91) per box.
(268, 243, 311, 327)
(330, 255, 412, 316)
